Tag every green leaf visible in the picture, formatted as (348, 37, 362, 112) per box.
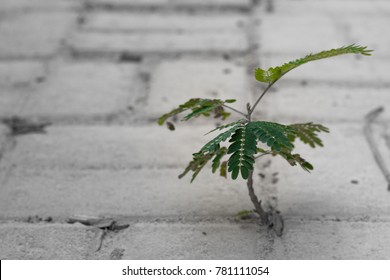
(199, 124, 242, 154)
(183, 99, 223, 120)
(288, 123, 329, 148)
(158, 98, 200, 125)
(277, 150, 314, 172)
(158, 98, 237, 126)
(227, 125, 257, 180)
(248, 121, 294, 151)
(255, 44, 373, 84)
(212, 147, 227, 173)
(179, 152, 214, 183)
(237, 210, 253, 218)
(255, 67, 282, 83)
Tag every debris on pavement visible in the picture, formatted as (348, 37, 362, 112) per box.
(1, 116, 50, 136)
(268, 211, 284, 237)
(110, 248, 125, 260)
(67, 215, 130, 251)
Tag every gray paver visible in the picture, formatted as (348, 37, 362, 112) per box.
(0, 223, 95, 260)
(258, 15, 390, 56)
(0, 61, 46, 88)
(22, 62, 141, 120)
(86, 0, 252, 9)
(1, 0, 390, 261)
(0, 0, 78, 12)
(270, 0, 390, 16)
(0, 168, 254, 218)
(0, 62, 46, 117)
(0, 125, 257, 218)
(146, 58, 252, 118)
(4, 125, 216, 169)
(256, 85, 390, 123)
(95, 222, 261, 260)
(69, 32, 249, 56)
(0, 124, 10, 154)
(0, 12, 77, 58)
(258, 55, 390, 86)
(83, 13, 248, 33)
(0, 88, 30, 117)
(259, 15, 346, 56)
(266, 220, 390, 259)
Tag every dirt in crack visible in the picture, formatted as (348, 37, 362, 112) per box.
(1, 117, 50, 136)
(67, 215, 130, 252)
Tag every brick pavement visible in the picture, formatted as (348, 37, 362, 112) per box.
(0, 0, 390, 259)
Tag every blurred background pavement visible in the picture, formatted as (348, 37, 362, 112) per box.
(0, 0, 390, 259)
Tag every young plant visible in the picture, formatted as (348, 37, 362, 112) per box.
(158, 45, 372, 235)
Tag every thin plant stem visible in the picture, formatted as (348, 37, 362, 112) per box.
(246, 170, 268, 224)
(249, 80, 277, 117)
(221, 104, 248, 119)
(254, 151, 272, 160)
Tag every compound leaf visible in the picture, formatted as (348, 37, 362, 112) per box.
(255, 44, 373, 84)
(205, 119, 246, 135)
(288, 123, 329, 148)
(158, 98, 236, 126)
(248, 121, 294, 151)
(227, 125, 257, 180)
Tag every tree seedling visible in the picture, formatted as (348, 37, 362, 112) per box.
(158, 45, 372, 235)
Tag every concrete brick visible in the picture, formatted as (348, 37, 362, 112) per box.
(0, 168, 254, 218)
(271, 0, 390, 16)
(23, 62, 141, 120)
(83, 12, 248, 33)
(255, 85, 390, 123)
(0, 223, 95, 259)
(259, 55, 389, 87)
(147, 58, 252, 119)
(0, 124, 10, 156)
(5, 125, 216, 170)
(95, 222, 261, 259)
(0, 62, 46, 117)
(0, 61, 46, 88)
(255, 123, 390, 219)
(345, 17, 390, 54)
(0, 0, 78, 12)
(266, 220, 390, 259)
(259, 15, 346, 56)
(86, 0, 252, 9)
(0, 12, 77, 58)
(0, 124, 256, 218)
(69, 32, 249, 56)
(259, 15, 390, 56)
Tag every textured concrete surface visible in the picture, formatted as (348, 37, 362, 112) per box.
(0, 223, 95, 259)
(146, 58, 252, 118)
(0, 0, 390, 260)
(95, 221, 262, 260)
(0, 12, 77, 59)
(23, 61, 141, 120)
